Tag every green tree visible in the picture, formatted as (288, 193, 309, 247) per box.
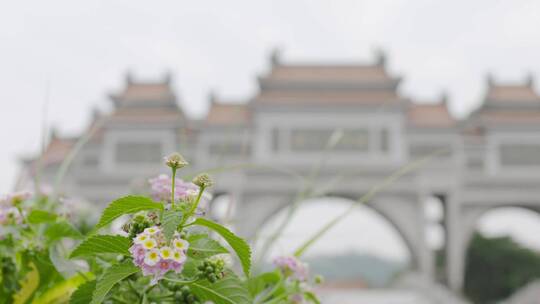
(464, 233, 540, 303)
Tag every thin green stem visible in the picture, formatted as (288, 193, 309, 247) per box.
(262, 293, 289, 304)
(257, 276, 284, 304)
(162, 277, 199, 284)
(111, 296, 130, 304)
(127, 280, 141, 300)
(180, 186, 205, 227)
(149, 295, 174, 301)
(254, 130, 343, 271)
(189, 186, 205, 215)
(293, 149, 447, 258)
(52, 118, 104, 204)
(171, 168, 177, 209)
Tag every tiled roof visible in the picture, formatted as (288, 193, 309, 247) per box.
(206, 102, 250, 126)
(110, 74, 178, 107)
(122, 83, 173, 100)
(255, 58, 400, 106)
(477, 111, 540, 124)
(264, 64, 392, 83)
(407, 102, 455, 128)
(34, 136, 75, 167)
(108, 108, 184, 124)
(486, 85, 540, 103)
(254, 90, 400, 105)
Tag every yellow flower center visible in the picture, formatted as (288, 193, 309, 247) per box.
(161, 247, 172, 259)
(143, 239, 156, 249)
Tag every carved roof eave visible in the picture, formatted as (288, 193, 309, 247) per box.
(257, 77, 401, 91)
(250, 99, 408, 112)
(103, 120, 187, 129)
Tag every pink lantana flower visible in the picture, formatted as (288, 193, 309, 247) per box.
(129, 225, 189, 285)
(0, 191, 30, 226)
(148, 174, 198, 203)
(273, 256, 309, 282)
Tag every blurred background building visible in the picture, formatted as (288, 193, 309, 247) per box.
(14, 49, 540, 303)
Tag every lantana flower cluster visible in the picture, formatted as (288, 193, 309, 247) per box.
(274, 256, 316, 304)
(148, 174, 198, 203)
(0, 191, 31, 225)
(129, 226, 190, 284)
(273, 255, 309, 282)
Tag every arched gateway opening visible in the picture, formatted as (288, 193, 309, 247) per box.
(463, 207, 540, 303)
(253, 197, 413, 289)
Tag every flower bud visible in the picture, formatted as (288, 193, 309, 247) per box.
(314, 275, 324, 284)
(164, 152, 189, 170)
(8, 191, 31, 206)
(192, 173, 213, 188)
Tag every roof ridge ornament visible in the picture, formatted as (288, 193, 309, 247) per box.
(270, 48, 282, 67)
(526, 72, 535, 87)
(125, 70, 134, 85)
(486, 72, 494, 87)
(441, 91, 449, 105)
(374, 48, 386, 67)
(163, 71, 172, 84)
(208, 90, 217, 104)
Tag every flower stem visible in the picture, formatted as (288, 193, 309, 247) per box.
(179, 186, 205, 227)
(188, 186, 205, 216)
(162, 277, 199, 284)
(171, 168, 177, 209)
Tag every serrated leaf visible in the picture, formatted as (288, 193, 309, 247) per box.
(27, 210, 57, 224)
(70, 235, 131, 259)
(13, 262, 39, 304)
(91, 261, 139, 304)
(162, 210, 182, 241)
(45, 221, 83, 243)
(192, 218, 251, 277)
(187, 234, 228, 259)
(94, 195, 163, 230)
(247, 271, 281, 298)
(33, 272, 92, 304)
(27, 250, 63, 289)
(69, 280, 96, 304)
(190, 270, 251, 304)
(50, 244, 87, 278)
(304, 291, 321, 304)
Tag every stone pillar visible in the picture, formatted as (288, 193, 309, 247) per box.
(445, 192, 465, 292)
(417, 198, 434, 280)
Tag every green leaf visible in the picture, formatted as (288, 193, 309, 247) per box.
(45, 221, 83, 243)
(162, 210, 182, 241)
(25, 250, 63, 289)
(304, 291, 321, 304)
(27, 210, 57, 224)
(50, 244, 88, 278)
(91, 261, 139, 304)
(187, 234, 228, 259)
(192, 218, 251, 277)
(190, 270, 251, 304)
(94, 195, 163, 230)
(181, 257, 200, 279)
(247, 271, 281, 298)
(33, 273, 93, 304)
(70, 235, 132, 259)
(69, 280, 96, 304)
(13, 262, 39, 304)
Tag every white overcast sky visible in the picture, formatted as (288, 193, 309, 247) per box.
(2, 0, 540, 256)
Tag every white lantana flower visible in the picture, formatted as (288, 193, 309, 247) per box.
(144, 249, 161, 266)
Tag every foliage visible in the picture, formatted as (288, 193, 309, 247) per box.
(192, 217, 252, 277)
(69, 235, 131, 258)
(93, 195, 163, 231)
(0, 152, 322, 303)
(464, 233, 540, 303)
